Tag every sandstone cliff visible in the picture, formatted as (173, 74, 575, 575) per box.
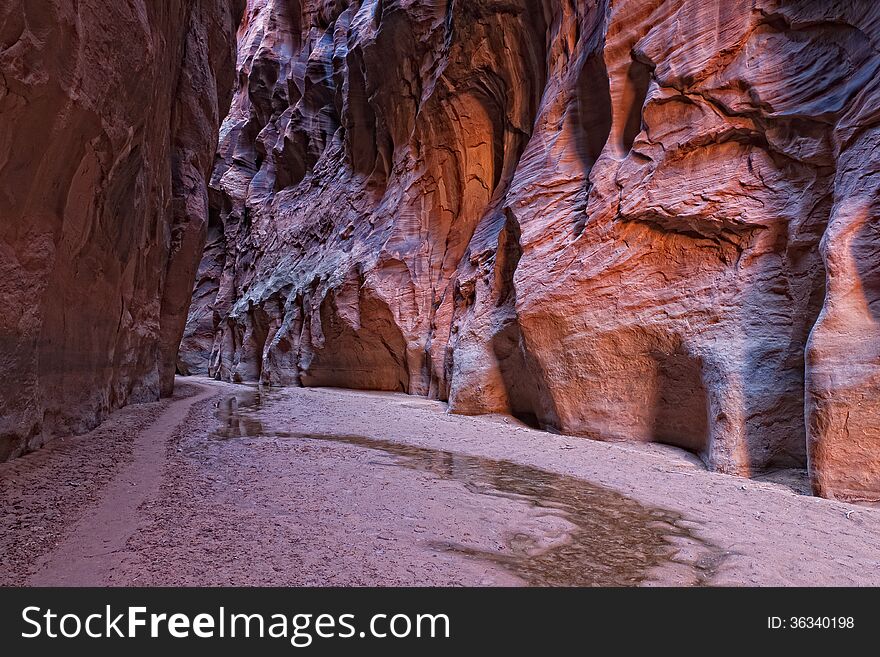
(180, 0, 880, 501)
(0, 0, 244, 459)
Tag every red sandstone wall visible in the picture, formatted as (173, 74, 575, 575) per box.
(0, 0, 244, 459)
(180, 0, 880, 501)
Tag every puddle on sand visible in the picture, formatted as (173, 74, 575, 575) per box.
(211, 390, 724, 586)
(212, 388, 268, 439)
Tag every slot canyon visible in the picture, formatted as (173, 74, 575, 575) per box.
(3, 0, 880, 587)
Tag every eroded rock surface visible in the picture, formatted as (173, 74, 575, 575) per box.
(180, 0, 880, 501)
(0, 1, 244, 459)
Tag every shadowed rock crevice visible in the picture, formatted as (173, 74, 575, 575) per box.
(648, 350, 709, 459)
(574, 52, 613, 173)
(489, 212, 560, 430)
(239, 303, 270, 383)
(620, 57, 652, 154)
(299, 286, 410, 393)
(853, 216, 880, 323)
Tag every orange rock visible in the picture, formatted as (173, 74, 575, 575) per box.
(0, 0, 244, 459)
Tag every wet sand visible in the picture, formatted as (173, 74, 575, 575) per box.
(2, 376, 879, 586)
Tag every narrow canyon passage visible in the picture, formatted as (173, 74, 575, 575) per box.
(2, 378, 879, 587)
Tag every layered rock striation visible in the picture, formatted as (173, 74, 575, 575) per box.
(181, 0, 880, 501)
(0, 0, 244, 459)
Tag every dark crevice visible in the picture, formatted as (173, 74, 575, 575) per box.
(248, 303, 270, 382)
(621, 57, 652, 154)
(491, 210, 561, 431)
(648, 350, 710, 461)
(299, 282, 410, 393)
(573, 52, 613, 172)
(571, 47, 612, 237)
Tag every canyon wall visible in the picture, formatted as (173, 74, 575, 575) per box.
(180, 0, 880, 501)
(0, 0, 244, 460)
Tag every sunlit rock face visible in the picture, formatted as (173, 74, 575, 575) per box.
(181, 0, 880, 501)
(0, 0, 244, 460)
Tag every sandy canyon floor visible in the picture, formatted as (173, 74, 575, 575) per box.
(2, 377, 879, 587)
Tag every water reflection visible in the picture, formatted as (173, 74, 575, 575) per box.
(211, 388, 266, 439)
